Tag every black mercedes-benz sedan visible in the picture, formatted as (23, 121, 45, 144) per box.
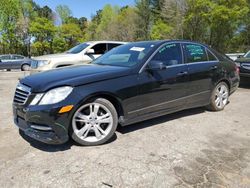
(13, 40, 240, 146)
(235, 50, 250, 78)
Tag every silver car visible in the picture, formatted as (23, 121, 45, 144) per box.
(0, 54, 32, 71)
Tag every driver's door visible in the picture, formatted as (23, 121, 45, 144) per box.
(135, 43, 189, 116)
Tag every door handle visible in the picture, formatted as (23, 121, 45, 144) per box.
(210, 65, 218, 70)
(177, 71, 188, 76)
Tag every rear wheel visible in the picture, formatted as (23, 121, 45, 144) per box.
(21, 64, 30, 71)
(207, 82, 229, 111)
(71, 98, 118, 146)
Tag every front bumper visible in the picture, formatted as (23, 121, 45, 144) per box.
(240, 73, 250, 78)
(13, 104, 72, 145)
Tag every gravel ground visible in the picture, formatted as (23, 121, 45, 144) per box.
(0, 71, 250, 188)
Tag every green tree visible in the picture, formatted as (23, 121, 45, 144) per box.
(184, 0, 249, 52)
(135, 0, 152, 40)
(59, 23, 84, 49)
(115, 6, 138, 41)
(96, 5, 119, 40)
(56, 5, 72, 24)
(30, 17, 56, 55)
(17, 0, 38, 56)
(0, 0, 20, 54)
(85, 10, 103, 40)
(150, 19, 173, 39)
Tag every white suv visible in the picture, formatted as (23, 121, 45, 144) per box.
(30, 41, 126, 74)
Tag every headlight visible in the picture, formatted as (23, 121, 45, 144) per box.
(30, 86, 73, 105)
(37, 60, 50, 67)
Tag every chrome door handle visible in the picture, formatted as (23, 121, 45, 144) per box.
(210, 65, 218, 70)
(177, 71, 188, 76)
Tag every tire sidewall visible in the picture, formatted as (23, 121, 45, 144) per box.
(210, 82, 229, 111)
(70, 98, 118, 146)
(21, 64, 30, 71)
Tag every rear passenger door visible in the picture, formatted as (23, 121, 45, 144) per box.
(11, 55, 25, 69)
(182, 43, 219, 106)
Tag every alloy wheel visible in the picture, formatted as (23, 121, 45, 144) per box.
(72, 102, 114, 143)
(214, 84, 229, 109)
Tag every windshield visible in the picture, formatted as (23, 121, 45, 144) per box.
(244, 51, 250, 58)
(67, 43, 90, 54)
(92, 42, 156, 67)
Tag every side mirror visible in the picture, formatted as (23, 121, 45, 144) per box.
(147, 60, 166, 71)
(237, 55, 243, 58)
(85, 49, 95, 55)
(0, 59, 2, 63)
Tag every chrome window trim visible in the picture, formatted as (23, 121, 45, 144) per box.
(185, 60, 219, 65)
(139, 41, 219, 74)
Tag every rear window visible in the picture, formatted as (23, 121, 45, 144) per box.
(0, 55, 11, 60)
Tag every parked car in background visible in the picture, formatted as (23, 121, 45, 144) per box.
(235, 50, 250, 78)
(0, 54, 32, 71)
(226, 53, 245, 61)
(13, 40, 239, 146)
(30, 41, 127, 74)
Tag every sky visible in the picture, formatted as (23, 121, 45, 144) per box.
(34, 0, 135, 20)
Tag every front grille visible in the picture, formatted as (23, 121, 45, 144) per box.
(14, 83, 31, 105)
(242, 63, 250, 70)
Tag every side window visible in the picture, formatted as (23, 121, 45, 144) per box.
(108, 43, 122, 51)
(206, 50, 217, 61)
(151, 43, 183, 66)
(184, 44, 208, 63)
(0, 55, 11, 60)
(91, 44, 107, 54)
(13, 55, 24, 60)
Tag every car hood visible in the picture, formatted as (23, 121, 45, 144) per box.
(20, 64, 131, 92)
(236, 57, 250, 63)
(33, 53, 77, 61)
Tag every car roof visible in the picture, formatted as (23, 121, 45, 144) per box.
(86, 41, 127, 45)
(127, 40, 211, 47)
(0, 54, 25, 56)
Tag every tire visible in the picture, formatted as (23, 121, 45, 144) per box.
(207, 82, 229, 111)
(21, 64, 30, 71)
(70, 98, 118, 146)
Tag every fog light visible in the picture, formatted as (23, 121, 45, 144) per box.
(59, 105, 74, 113)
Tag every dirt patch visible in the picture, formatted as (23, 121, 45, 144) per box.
(173, 134, 250, 187)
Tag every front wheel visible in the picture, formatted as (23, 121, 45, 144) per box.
(21, 64, 30, 71)
(71, 98, 118, 146)
(207, 82, 229, 111)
